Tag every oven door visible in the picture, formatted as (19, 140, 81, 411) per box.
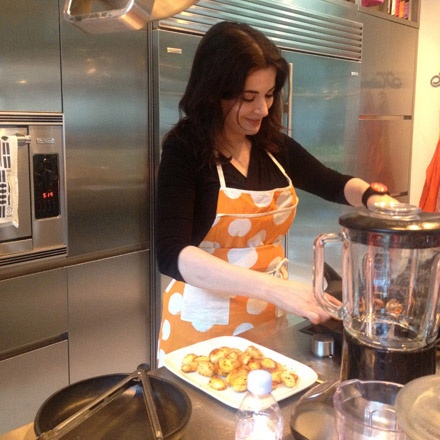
(0, 127, 32, 255)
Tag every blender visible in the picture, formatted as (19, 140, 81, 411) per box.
(313, 203, 440, 384)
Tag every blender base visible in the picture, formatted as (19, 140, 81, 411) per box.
(341, 330, 437, 384)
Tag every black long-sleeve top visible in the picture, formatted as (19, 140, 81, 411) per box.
(155, 132, 353, 281)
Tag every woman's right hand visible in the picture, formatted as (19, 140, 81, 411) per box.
(178, 245, 332, 325)
(268, 277, 333, 324)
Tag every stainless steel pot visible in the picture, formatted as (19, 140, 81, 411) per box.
(63, 0, 198, 34)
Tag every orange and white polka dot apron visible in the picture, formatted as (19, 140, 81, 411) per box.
(157, 152, 298, 363)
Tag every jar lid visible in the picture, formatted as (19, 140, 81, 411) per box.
(247, 370, 272, 395)
(395, 374, 440, 440)
(339, 203, 440, 248)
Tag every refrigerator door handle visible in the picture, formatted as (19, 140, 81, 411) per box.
(284, 62, 294, 137)
(282, 62, 294, 260)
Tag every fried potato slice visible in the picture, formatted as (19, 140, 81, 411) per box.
(182, 353, 198, 365)
(260, 357, 278, 372)
(227, 368, 249, 392)
(208, 376, 228, 391)
(181, 362, 198, 373)
(281, 371, 299, 388)
(209, 348, 229, 364)
(247, 359, 261, 371)
(244, 345, 264, 360)
(218, 356, 241, 374)
(196, 360, 215, 377)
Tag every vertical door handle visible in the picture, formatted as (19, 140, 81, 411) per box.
(283, 62, 294, 136)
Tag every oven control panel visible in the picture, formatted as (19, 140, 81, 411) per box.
(33, 154, 60, 219)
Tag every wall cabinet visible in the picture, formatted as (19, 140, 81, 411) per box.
(342, 0, 420, 26)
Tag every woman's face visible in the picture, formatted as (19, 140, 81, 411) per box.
(221, 66, 276, 139)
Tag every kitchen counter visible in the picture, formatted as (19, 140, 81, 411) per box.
(0, 316, 342, 440)
(157, 316, 342, 440)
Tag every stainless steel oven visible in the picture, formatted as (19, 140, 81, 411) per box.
(0, 112, 67, 266)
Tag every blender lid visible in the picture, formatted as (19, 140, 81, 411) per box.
(395, 374, 440, 440)
(339, 203, 440, 235)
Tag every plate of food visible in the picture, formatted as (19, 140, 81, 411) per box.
(163, 336, 318, 408)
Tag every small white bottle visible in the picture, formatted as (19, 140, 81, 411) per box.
(235, 369, 284, 440)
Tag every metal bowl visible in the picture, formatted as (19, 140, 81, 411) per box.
(34, 374, 191, 439)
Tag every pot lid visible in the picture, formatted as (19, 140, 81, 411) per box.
(339, 203, 440, 235)
(395, 374, 440, 440)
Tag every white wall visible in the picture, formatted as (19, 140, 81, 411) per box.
(410, 0, 440, 205)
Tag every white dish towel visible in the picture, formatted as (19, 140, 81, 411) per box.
(0, 135, 19, 227)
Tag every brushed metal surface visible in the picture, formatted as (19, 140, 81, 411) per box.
(67, 250, 150, 383)
(59, 4, 149, 257)
(0, 0, 62, 112)
(160, 0, 362, 60)
(356, 12, 417, 196)
(283, 50, 361, 281)
(63, 0, 198, 33)
(0, 341, 69, 435)
(0, 268, 68, 354)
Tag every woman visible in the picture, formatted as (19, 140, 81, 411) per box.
(155, 21, 394, 361)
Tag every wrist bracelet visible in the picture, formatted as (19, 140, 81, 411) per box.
(361, 182, 390, 208)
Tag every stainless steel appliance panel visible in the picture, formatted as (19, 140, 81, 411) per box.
(59, 4, 149, 257)
(282, 51, 361, 280)
(0, 341, 68, 435)
(359, 13, 418, 115)
(0, 268, 68, 355)
(0, 0, 62, 112)
(160, 0, 360, 59)
(68, 250, 150, 383)
(356, 12, 418, 198)
(357, 117, 413, 195)
(152, 30, 201, 147)
(29, 124, 68, 250)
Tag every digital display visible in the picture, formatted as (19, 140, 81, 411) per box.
(33, 154, 60, 219)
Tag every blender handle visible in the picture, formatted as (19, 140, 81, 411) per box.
(313, 232, 344, 320)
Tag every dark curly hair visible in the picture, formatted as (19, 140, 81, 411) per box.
(165, 21, 290, 166)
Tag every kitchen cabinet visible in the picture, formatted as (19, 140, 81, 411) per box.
(0, 269, 68, 355)
(67, 250, 151, 383)
(0, 342, 68, 436)
(0, 341, 69, 436)
(0, 269, 68, 434)
(343, 0, 420, 26)
(0, 0, 62, 112)
(0, 252, 150, 435)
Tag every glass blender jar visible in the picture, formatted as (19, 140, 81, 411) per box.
(313, 203, 440, 384)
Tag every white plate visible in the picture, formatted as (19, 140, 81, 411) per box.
(163, 336, 318, 408)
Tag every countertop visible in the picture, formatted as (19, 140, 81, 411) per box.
(0, 316, 343, 440)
